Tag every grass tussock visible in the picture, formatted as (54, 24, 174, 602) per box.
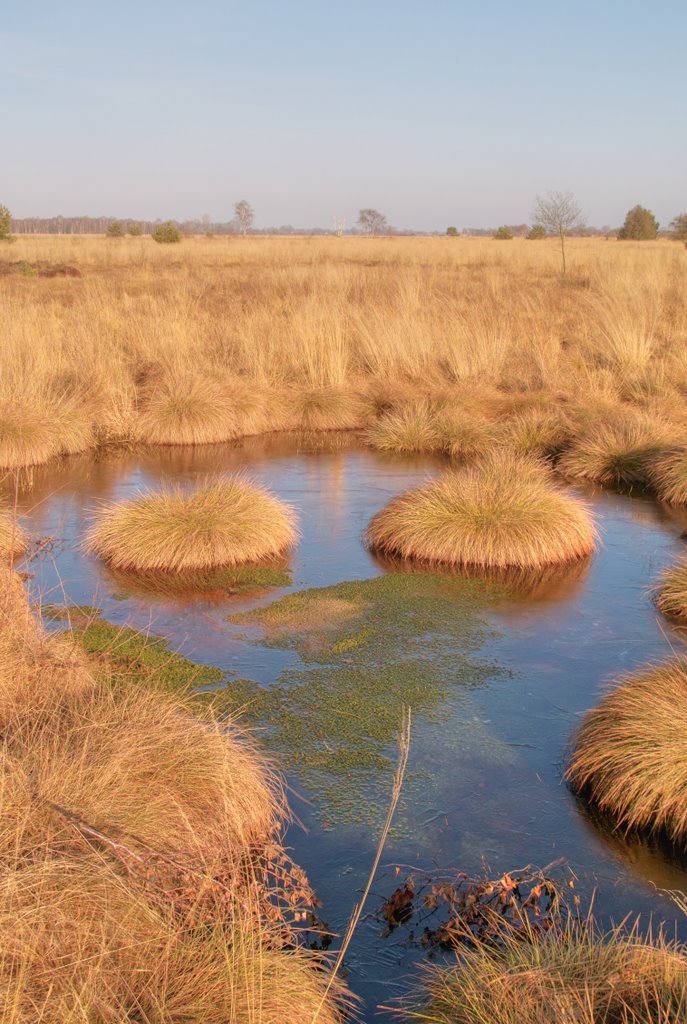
(0, 569, 347, 1023)
(403, 918, 687, 1024)
(568, 658, 687, 844)
(85, 476, 297, 572)
(367, 451, 597, 571)
(653, 560, 687, 621)
(559, 415, 674, 488)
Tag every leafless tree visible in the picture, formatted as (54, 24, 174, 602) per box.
(234, 200, 254, 236)
(531, 190, 583, 273)
(357, 208, 388, 236)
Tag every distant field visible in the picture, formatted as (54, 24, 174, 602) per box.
(1, 233, 686, 467)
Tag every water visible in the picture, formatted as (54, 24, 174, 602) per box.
(7, 433, 687, 1020)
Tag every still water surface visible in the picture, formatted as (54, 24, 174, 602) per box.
(7, 434, 687, 1020)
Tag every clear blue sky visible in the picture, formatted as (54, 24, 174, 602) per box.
(2, 1, 685, 230)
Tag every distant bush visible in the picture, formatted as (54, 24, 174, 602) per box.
(106, 221, 125, 238)
(493, 225, 513, 240)
(0, 204, 12, 241)
(618, 205, 659, 240)
(152, 222, 182, 244)
(527, 224, 546, 239)
(128, 223, 143, 237)
(670, 213, 687, 248)
(446, 226, 459, 236)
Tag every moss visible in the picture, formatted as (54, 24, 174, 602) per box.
(41, 603, 102, 623)
(224, 574, 508, 829)
(71, 619, 224, 697)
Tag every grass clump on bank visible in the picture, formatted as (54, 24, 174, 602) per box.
(559, 416, 673, 488)
(366, 451, 597, 571)
(86, 476, 297, 572)
(365, 402, 442, 453)
(403, 919, 687, 1024)
(0, 570, 347, 1022)
(136, 375, 243, 446)
(568, 658, 687, 844)
(654, 560, 687, 621)
(0, 507, 27, 562)
(0, 399, 58, 469)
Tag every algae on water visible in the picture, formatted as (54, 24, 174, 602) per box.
(223, 574, 509, 830)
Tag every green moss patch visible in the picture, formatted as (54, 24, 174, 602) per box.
(223, 574, 509, 828)
(71, 619, 224, 698)
(41, 603, 102, 624)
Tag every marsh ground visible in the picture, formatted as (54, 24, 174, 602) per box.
(8, 434, 687, 1019)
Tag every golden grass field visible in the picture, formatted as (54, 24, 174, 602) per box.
(1, 233, 686, 468)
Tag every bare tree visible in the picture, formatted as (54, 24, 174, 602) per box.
(531, 190, 583, 273)
(233, 200, 254, 236)
(357, 208, 388, 236)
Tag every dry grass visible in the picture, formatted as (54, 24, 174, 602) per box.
(568, 658, 687, 844)
(0, 569, 347, 1023)
(85, 476, 297, 572)
(653, 560, 687, 621)
(402, 918, 687, 1024)
(0, 235, 686, 472)
(366, 451, 597, 570)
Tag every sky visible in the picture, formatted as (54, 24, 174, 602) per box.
(2, 1, 686, 230)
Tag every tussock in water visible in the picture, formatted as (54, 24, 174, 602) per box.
(654, 559, 687, 621)
(85, 476, 297, 572)
(367, 451, 597, 571)
(568, 658, 687, 845)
